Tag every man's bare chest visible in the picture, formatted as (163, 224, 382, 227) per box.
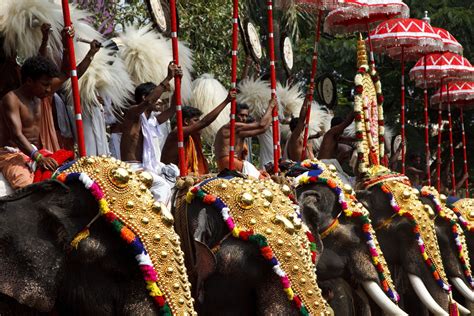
(19, 102, 41, 128)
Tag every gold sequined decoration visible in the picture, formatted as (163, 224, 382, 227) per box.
(453, 198, 474, 222)
(66, 156, 196, 315)
(200, 177, 331, 315)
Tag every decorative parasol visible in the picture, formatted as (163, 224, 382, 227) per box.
(296, 0, 342, 160)
(410, 52, 474, 194)
(369, 18, 442, 174)
(406, 20, 464, 187)
(431, 82, 474, 198)
(324, 0, 409, 69)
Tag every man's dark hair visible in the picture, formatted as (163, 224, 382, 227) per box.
(237, 103, 249, 113)
(182, 106, 203, 120)
(21, 55, 59, 83)
(134, 82, 157, 104)
(289, 117, 299, 132)
(331, 116, 344, 128)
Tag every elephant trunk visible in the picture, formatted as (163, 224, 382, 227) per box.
(361, 281, 408, 315)
(450, 277, 474, 302)
(407, 273, 448, 316)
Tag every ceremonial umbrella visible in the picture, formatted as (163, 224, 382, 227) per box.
(430, 82, 474, 197)
(324, 0, 409, 68)
(295, 0, 342, 160)
(410, 52, 474, 194)
(405, 23, 463, 187)
(369, 18, 442, 174)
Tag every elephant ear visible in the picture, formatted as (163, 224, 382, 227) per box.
(194, 240, 217, 284)
(0, 181, 74, 312)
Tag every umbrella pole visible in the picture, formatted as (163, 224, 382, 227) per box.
(460, 108, 470, 198)
(228, 0, 239, 170)
(436, 79, 443, 192)
(301, 9, 322, 161)
(400, 47, 406, 174)
(446, 84, 456, 195)
(267, 0, 280, 175)
(169, 0, 186, 176)
(423, 56, 431, 186)
(61, 0, 86, 157)
(366, 22, 376, 72)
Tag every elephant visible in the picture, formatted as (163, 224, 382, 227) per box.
(174, 173, 331, 315)
(285, 161, 407, 315)
(418, 188, 474, 307)
(357, 181, 470, 315)
(0, 180, 159, 315)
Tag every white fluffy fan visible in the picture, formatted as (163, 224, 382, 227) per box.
(189, 74, 229, 143)
(65, 42, 134, 114)
(0, 0, 102, 60)
(117, 24, 194, 103)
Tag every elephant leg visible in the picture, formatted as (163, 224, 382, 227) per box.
(319, 278, 355, 316)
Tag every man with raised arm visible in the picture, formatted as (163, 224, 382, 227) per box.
(161, 91, 235, 175)
(214, 97, 276, 178)
(0, 27, 101, 190)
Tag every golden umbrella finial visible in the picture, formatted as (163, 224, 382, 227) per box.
(357, 33, 369, 68)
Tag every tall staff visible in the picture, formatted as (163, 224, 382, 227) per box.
(228, 0, 239, 170)
(301, 9, 322, 160)
(61, 0, 86, 157)
(266, 0, 280, 174)
(169, 0, 187, 176)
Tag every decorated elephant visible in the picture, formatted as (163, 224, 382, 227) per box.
(284, 159, 407, 316)
(0, 157, 196, 315)
(174, 173, 332, 315)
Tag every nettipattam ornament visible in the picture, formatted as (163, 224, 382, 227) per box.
(294, 159, 399, 303)
(186, 177, 330, 315)
(448, 198, 474, 234)
(55, 156, 196, 315)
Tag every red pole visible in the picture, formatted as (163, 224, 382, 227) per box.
(400, 47, 406, 174)
(301, 9, 322, 161)
(446, 84, 456, 195)
(61, 0, 86, 157)
(267, 0, 280, 174)
(228, 0, 239, 170)
(169, 0, 187, 176)
(366, 22, 376, 71)
(460, 108, 470, 198)
(437, 79, 443, 192)
(423, 56, 431, 186)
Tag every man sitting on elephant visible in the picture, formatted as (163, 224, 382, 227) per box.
(214, 97, 276, 178)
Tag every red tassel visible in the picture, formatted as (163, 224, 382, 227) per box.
(449, 301, 459, 316)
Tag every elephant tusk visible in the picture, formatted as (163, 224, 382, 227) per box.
(456, 301, 471, 315)
(362, 281, 408, 315)
(408, 273, 448, 316)
(450, 277, 474, 302)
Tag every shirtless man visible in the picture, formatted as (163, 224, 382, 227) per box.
(161, 91, 235, 175)
(0, 28, 101, 189)
(120, 63, 181, 163)
(284, 97, 315, 161)
(318, 112, 355, 161)
(214, 98, 276, 176)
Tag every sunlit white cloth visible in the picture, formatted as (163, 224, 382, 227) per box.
(242, 160, 261, 179)
(320, 158, 355, 187)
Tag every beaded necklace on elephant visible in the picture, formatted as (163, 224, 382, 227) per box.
(363, 165, 452, 293)
(421, 186, 474, 289)
(294, 159, 399, 303)
(54, 156, 196, 315)
(186, 176, 331, 315)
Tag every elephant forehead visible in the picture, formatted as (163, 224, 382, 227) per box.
(199, 177, 331, 314)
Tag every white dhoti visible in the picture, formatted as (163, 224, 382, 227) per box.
(242, 160, 261, 179)
(257, 127, 275, 169)
(320, 159, 355, 187)
(128, 162, 173, 206)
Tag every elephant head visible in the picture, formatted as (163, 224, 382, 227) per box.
(291, 159, 406, 315)
(180, 175, 331, 315)
(0, 156, 195, 315)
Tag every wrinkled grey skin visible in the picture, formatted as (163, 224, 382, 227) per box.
(358, 186, 450, 314)
(420, 196, 474, 308)
(184, 196, 301, 316)
(0, 180, 156, 315)
(295, 183, 384, 315)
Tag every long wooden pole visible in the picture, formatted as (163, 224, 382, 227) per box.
(169, 0, 187, 176)
(446, 84, 456, 195)
(400, 47, 406, 174)
(228, 0, 239, 170)
(267, 0, 280, 174)
(436, 79, 443, 192)
(460, 108, 470, 198)
(301, 9, 322, 161)
(423, 56, 431, 186)
(61, 0, 86, 157)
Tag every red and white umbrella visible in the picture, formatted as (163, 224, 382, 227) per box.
(369, 18, 442, 174)
(409, 52, 474, 193)
(431, 82, 474, 197)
